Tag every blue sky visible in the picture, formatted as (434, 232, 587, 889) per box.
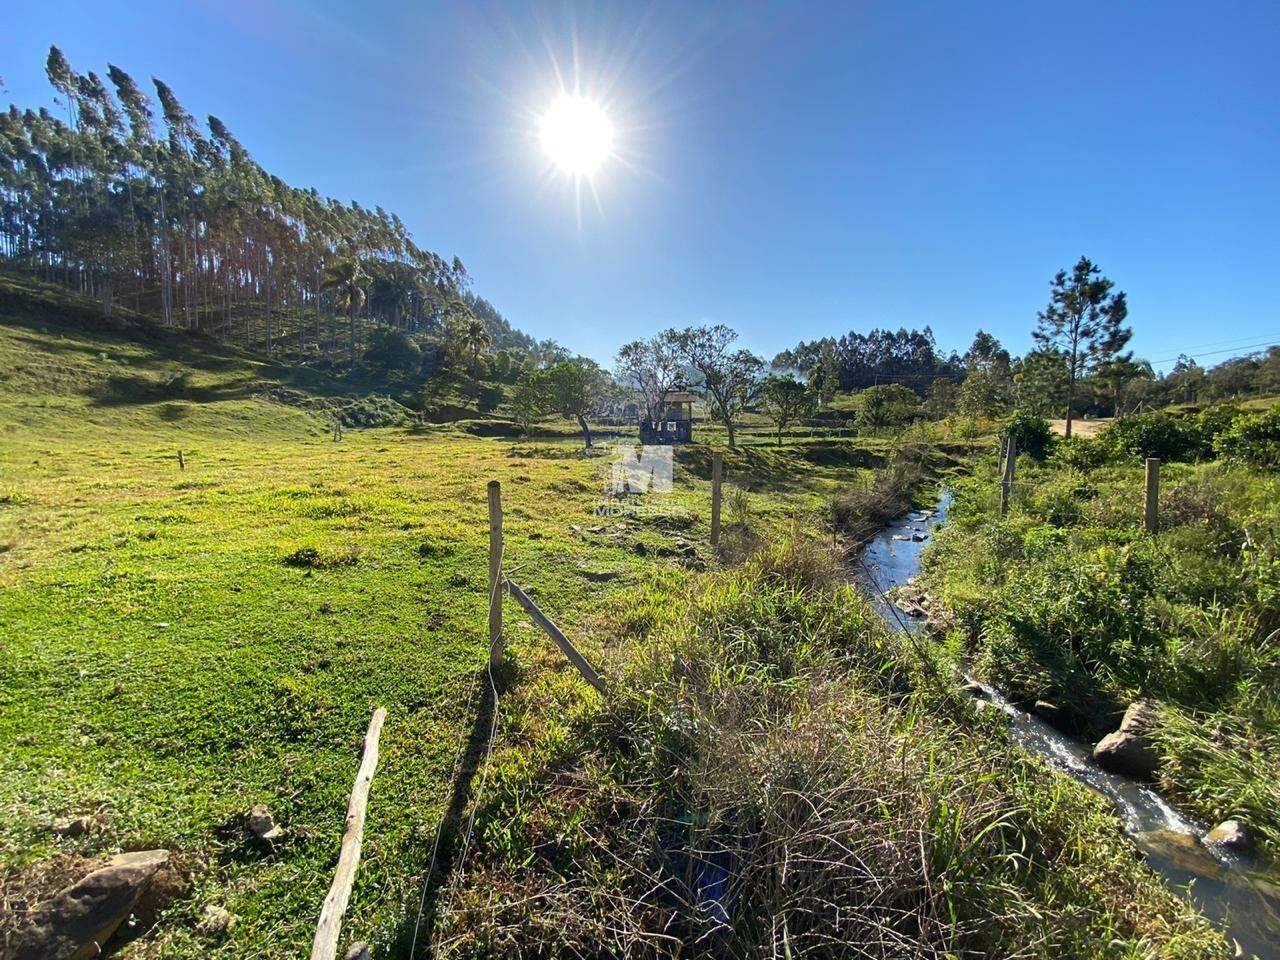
(4, 0, 1277, 370)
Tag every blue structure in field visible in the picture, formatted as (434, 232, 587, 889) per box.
(638, 390, 697, 444)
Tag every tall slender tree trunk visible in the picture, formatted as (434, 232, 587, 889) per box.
(1064, 341, 1078, 439)
(349, 300, 357, 367)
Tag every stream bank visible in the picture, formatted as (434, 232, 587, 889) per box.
(857, 488, 1280, 960)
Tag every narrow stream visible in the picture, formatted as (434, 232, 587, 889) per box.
(858, 489, 1280, 960)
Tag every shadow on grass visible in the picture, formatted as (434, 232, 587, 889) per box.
(88, 373, 257, 407)
(391, 661, 510, 958)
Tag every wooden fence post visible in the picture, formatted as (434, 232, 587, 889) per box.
(488, 480, 504, 668)
(710, 452, 723, 550)
(177, 449, 185, 471)
(310, 707, 386, 960)
(1144, 458, 1160, 534)
(999, 436, 1017, 517)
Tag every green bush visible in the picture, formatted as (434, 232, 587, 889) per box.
(1214, 406, 1280, 469)
(362, 327, 420, 372)
(1095, 412, 1202, 462)
(1004, 411, 1055, 460)
(1051, 435, 1106, 470)
(1192, 404, 1246, 446)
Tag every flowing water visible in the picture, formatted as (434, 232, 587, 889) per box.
(858, 489, 1280, 959)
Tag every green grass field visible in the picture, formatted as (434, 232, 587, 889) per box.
(0, 300, 876, 956)
(0, 282, 1250, 959)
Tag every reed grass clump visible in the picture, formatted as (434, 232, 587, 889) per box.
(437, 533, 1228, 958)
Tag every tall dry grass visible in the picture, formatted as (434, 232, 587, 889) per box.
(433, 536, 1228, 959)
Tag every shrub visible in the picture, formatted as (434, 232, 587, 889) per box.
(1095, 412, 1201, 462)
(830, 446, 927, 541)
(1214, 406, 1280, 469)
(1004, 411, 1055, 460)
(362, 327, 420, 372)
(855, 383, 921, 430)
(972, 542, 1165, 729)
(1051, 435, 1106, 470)
(475, 382, 505, 413)
(1192, 404, 1246, 446)
(282, 542, 361, 568)
(307, 393, 413, 428)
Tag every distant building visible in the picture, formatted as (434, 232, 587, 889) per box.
(638, 390, 697, 444)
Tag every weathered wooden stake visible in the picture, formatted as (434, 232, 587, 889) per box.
(310, 706, 386, 960)
(1144, 457, 1160, 534)
(488, 480, 504, 668)
(999, 436, 1017, 517)
(505, 580, 607, 695)
(710, 452, 724, 550)
(177, 449, 185, 471)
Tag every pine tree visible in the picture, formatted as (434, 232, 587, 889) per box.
(1032, 257, 1130, 437)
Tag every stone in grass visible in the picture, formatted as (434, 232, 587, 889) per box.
(9, 849, 170, 960)
(52, 815, 95, 838)
(1093, 700, 1162, 779)
(197, 904, 237, 939)
(246, 804, 285, 841)
(1119, 700, 1159, 735)
(1032, 700, 1062, 723)
(1093, 729, 1158, 778)
(1204, 819, 1254, 853)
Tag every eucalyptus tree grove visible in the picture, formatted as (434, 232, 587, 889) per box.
(0, 46, 481, 364)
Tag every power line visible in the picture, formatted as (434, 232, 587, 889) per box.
(1167, 335, 1280, 358)
(1149, 339, 1279, 366)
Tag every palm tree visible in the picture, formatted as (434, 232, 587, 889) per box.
(461, 317, 492, 370)
(320, 256, 366, 367)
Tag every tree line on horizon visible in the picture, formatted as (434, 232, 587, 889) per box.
(771, 257, 1279, 434)
(605, 257, 1279, 449)
(2, 52, 1275, 442)
(0, 45, 544, 371)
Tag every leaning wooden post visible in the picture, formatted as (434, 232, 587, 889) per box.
(999, 436, 1017, 517)
(488, 480, 504, 668)
(177, 449, 185, 471)
(710, 452, 724, 550)
(1144, 458, 1160, 534)
(310, 706, 386, 960)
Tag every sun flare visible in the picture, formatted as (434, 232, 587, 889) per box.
(539, 94, 614, 176)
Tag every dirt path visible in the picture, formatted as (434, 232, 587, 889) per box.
(1049, 418, 1109, 438)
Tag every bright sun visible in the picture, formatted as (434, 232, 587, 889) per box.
(540, 94, 614, 176)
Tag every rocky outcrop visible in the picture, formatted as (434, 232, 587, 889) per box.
(8, 849, 170, 960)
(1092, 701, 1160, 779)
